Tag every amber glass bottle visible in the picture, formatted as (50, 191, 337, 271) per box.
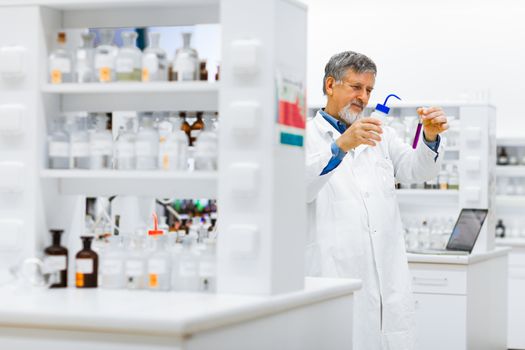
(190, 112, 205, 146)
(179, 111, 192, 145)
(44, 229, 68, 288)
(75, 236, 98, 288)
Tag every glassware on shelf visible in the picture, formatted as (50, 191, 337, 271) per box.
(75, 31, 95, 83)
(172, 32, 199, 82)
(135, 112, 159, 170)
(89, 113, 113, 169)
(194, 114, 218, 171)
(100, 235, 126, 289)
(116, 31, 142, 82)
(497, 147, 509, 165)
(125, 234, 147, 290)
(48, 115, 70, 169)
(94, 29, 117, 83)
(142, 32, 168, 82)
(448, 164, 459, 190)
(70, 112, 90, 169)
(49, 32, 73, 84)
(160, 116, 189, 171)
(114, 116, 136, 170)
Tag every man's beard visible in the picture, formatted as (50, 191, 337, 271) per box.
(338, 100, 364, 125)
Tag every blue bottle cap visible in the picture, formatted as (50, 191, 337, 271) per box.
(375, 94, 401, 115)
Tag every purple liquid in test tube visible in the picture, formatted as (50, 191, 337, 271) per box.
(412, 121, 423, 149)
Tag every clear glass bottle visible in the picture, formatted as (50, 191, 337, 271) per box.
(43, 229, 68, 288)
(94, 29, 117, 83)
(194, 114, 218, 171)
(448, 164, 459, 190)
(125, 235, 147, 290)
(89, 113, 113, 169)
(115, 117, 136, 170)
(160, 117, 189, 171)
(101, 235, 126, 289)
(70, 113, 90, 169)
(142, 32, 168, 82)
(438, 165, 448, 190)
(75, 31, 95, 83)
(116, 31, 142, 82)
(75, 236, 98, 288)
(172, 32, 199, 82)
(147, 234, 171, 291)
(135, 112, 159, 170)
(48, 115, 70, 169)
(49, 32, 73, 84)
(172, 236, 199, 292)
(199, 238, 216, 293)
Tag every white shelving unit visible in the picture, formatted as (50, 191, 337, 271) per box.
(0, 1, 361, 348)
(41, 82, 219, 111)
(494, 137, 525, 349)
(40, 170, 218, 197)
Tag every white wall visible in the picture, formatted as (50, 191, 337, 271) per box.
(306, 0, 525, 138)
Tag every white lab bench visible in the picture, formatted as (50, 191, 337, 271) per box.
(0, 277, 360, 350)
(496, 238, 525, 350)
(407, 248, 509, 350)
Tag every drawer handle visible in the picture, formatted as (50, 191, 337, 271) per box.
(412, 277, 448, 286)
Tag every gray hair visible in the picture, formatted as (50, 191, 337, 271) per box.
(323, 51, 377, 95)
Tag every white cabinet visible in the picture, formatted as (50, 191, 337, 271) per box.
(408, 249, 508, 350)
(496, 241, 525, 349)
(413, 293, 467, 349)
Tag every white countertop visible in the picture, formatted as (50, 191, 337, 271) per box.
(495, 238, 525, 248)
(407, 247, 511, 265)
(0, 277, 361, 337)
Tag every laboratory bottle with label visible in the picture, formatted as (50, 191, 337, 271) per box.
(190, 112, 204, 146)
(147, 217, 171, 291)
(370, 94, 401, 125)
(101, 235, 126, 289)
(172, 236, 199, 292)
(199, 60, 208, 81)
(44, 229, 68, 288)
(70, 112, 90, 169)
(76, 236, 98, 288)
(142, 32, 168, 82)
(89, 113, 113, 169)
(497, 147, 509, 165)
(135, 112, 159, 170)
(75, 31, 95, 83)
(125, 235, 147, 290)
(49, 32, 73, 84)
(160, 117, 189, 171)
(114, 116, 136, 170)
(199, 238, 216, 293)
(172, 32, 198, 81)
(194, 114, 218, 171)
(116, 31, 142, 82)
(94, 29, 117, 83)
(48, 115, 70, 169)
(496, 219, 506, 238)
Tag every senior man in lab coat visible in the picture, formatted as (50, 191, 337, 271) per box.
(306, 51, 448, 350)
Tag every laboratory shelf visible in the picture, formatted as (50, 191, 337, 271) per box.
(41, 82, 219, 112)
(396, 189, 459, 198)
(495, 166, 525, 177)
(40, 169, 218, 198)
(495, 195, 525, 207)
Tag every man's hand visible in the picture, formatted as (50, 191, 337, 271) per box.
(418, 107, 449, 142)
(335, 117, 383, 152)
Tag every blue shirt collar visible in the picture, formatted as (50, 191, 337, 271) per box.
(319, 109, 347, 134)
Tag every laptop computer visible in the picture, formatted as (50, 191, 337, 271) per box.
(407, 208, 489, 255)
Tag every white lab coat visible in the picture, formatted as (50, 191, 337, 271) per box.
(305, 111, 443, 350)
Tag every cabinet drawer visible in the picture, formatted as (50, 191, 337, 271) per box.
(409, 264, 467, 295)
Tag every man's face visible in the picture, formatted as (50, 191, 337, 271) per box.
(326, 69, 375, 124)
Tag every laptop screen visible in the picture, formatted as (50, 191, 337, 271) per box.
(446, 208, 489, 252)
